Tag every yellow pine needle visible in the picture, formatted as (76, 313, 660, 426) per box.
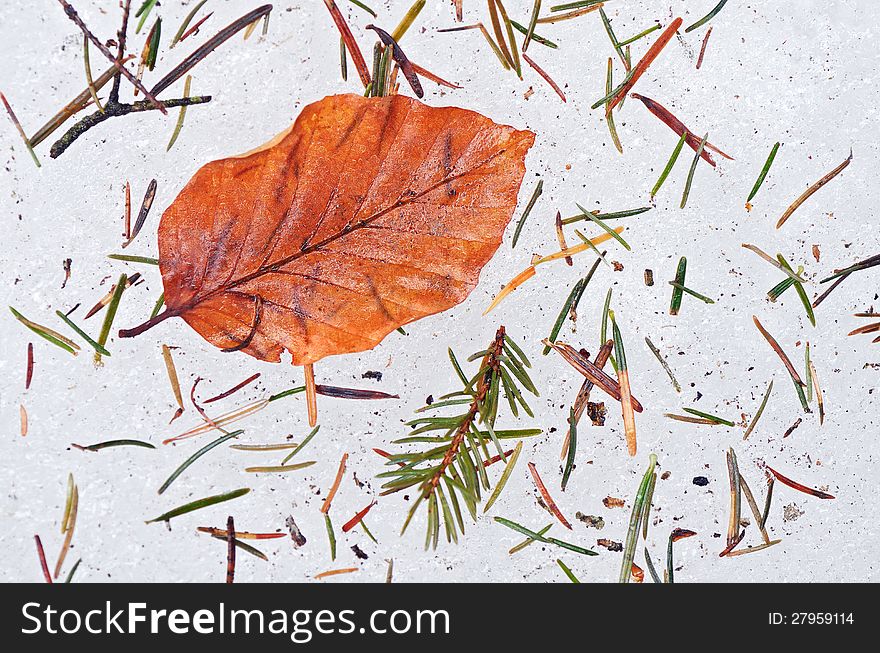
(483, 266, 536, 315)
(485, 228, 624, 315)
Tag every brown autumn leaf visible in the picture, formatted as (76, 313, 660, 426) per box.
(120, 94, 535, 365)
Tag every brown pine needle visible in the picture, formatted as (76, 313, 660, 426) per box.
(322, 0, 371, 88)
(315, 567, 358, 580)
(536, 3, 603, 23)
(179, 12, 213, 43)
(766, 465, 835, 500)
(321, 453, 349, 514)
(123, 181, 131, 240)
(204, 373, 261, 404)
(487, 0, 516, 71)
(26, 342, 34, 390)
(34, 535, 52, 583)
(342, 501, 378, 532)
(554, 211, 572, 265)
(752, 316, 806, 387)
(695, 26, 713, 69)
(848, 322, 880, 336)
(410, 62, 461, 89)
(776, 151, 852, 229)
(304, 363, 318, 427)
(725, 539, 782, 557)
(522, 52, 566, 102)
(161, 344, 185, 419)
(164, 398, 268, 444)
(53, 480, 78, 578)
(738, 470, 771, 546)
(808, 360, 825, 425)
(570, 340, 613, 431)
(226, 515, 236, 583)
(606, 17, 682, 115)
(1, 91, 41, 167)
(528, 462, 572, 529)
(198, 527, 284, 540)
(544, 339, 644, 413)
(630, 93, 732, 166)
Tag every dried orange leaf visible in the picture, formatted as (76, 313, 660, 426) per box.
(120, 95, 535, 365)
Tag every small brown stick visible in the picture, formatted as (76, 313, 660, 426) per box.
(304, 363, 318, 427)
(606, 17, 683, 115)
(752, 316, 806, 387)
(26, 343, 34, 390)
(50, 95, 211, 159)
(204, 373, 261, 404)
(527, 462, 572, 529)
(57, 0, 166, 114)
(108, 0, 131, 103)
(34, 535, 53, 583)
(776, 151, 852, 229)
(321, 453, 349, 514)
(554, 211, 572, 265)
(782, 418, 803, 438)
(342, 500, 377, 532)
(20, 404, 28, 436)
(226, 515, 235, 583)
(766, 465, 835, 499)
(522, 52, 566, 102)
(322, 0, 371, 88)
(695, 26, 712, 69)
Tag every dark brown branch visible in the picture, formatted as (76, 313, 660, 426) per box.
(49, 95, 211, 158)
(57, 0, 166, 113)
(109, 0, 132, 103)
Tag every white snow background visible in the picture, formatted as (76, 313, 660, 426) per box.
(1, 0, 878, 582)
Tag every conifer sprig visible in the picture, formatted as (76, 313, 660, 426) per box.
(380, 326, 540, 548)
